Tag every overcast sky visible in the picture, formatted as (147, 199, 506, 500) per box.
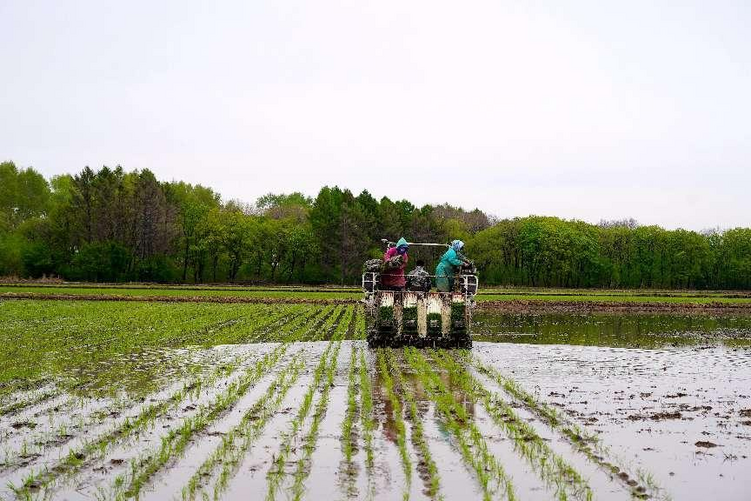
(1, 0, 749, 230)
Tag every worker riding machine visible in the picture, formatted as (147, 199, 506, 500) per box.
(362, 240, 478, 348)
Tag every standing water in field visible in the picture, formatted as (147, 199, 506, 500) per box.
(474, 311, 751, 501)
(1, 299, 750, 500)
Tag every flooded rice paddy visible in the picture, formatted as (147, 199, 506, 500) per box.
(1, 300, 750, 500)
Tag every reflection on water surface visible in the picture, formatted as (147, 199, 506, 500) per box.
(473, 312, 751, 348)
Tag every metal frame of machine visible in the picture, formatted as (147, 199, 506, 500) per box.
(362, 241, 478, 348)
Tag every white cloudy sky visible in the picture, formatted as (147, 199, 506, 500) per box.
(1, 0, 749, 230)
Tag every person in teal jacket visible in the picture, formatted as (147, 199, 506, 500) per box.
(435, 240, 468, 292)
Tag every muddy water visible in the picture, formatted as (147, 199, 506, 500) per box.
(474, 311, 751, 347)
(474, 311, 751, 501)
(2, 310, 751, 500)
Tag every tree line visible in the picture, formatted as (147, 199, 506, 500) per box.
(1, 161, 749, 289)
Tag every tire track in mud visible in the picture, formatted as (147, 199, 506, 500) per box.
(468, 352, 665, 500)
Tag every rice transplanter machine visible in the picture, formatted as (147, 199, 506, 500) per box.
(362, 240, 478, 348)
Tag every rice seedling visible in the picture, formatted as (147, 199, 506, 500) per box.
(6, 352, 246, 498)
(434, 350, 591, 500)
(288, 341, 343, 501)
(358, 349, 375, 471)
(403, 348, 516, 501)
(265, 339, 343, 501)
(384, 349, 442, 500)
(376, 349, 412, 500)
(181, 355, 307, 500)
(468, 354, 663, 500)
(309, 305, 346, 341)
(114, 343, 299, 500)
(341, 346, 359, 464)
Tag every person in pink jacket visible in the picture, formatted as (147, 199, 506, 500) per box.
(381, 237, 409, 290)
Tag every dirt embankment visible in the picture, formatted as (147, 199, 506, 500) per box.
(0, 292, 357, 305)
(477, 299, 751, 315)
(4, 292, 751, 314)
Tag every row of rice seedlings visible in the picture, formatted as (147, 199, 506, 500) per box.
(403, 348, 516, 501)
(358, 350, 375, 471)
(355, 305, 366, 340)
(434, 351, 592, 500)
(332, 306, 356, 342)
(288, 338, 345, 501)
(0, 386, 61, 418)
(468, 356, 658, 500)
(110, 313, 329, 500)
(259, 304, 330, 344)
(106, 344, 296, 500)
(376, 350, 412, 500)
(265, 339, 343, 501)
(7, 352, 246, 498)
(0, 389, 134, 473)
(213, 304, 307, 345)
(337, 344, 361, 497)
(293, 304, 338, 341)
(175, 304, 286, 346)
(341, 346, 360, 464)
(240, 304, 311, 343)
(309, 305, 347, 341)
(385, 350, 442, 500)
(0, 377, 54, 408)
(182, 355, 307, 500)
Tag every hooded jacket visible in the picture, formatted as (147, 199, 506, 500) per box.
(435, 240, 465, 291)
(382, 237, 409, 288)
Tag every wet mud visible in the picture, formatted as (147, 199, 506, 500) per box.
(0, 291, 356, 305)
(479, 299, 751, 314)
(2, 302, 750, 500)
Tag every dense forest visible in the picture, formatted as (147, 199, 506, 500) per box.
(1, 161, 750, 289)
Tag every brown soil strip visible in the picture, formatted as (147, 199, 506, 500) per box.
(0, 292, 357, 305)
(0, 282, 358, 293)
(478, 299, 751, 315)
(479, 290, 751, 299)
(6, 292, 751, 313)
